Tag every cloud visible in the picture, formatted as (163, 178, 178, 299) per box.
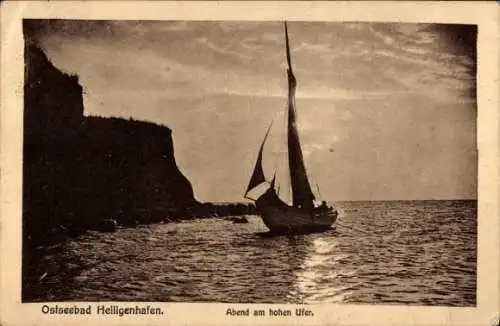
(27, 20, 477, 201)
(333, 24, 477, 103)
(196, 37, 253, 61)
(400, 45, 431, 55)
(38, 21, 478, 146)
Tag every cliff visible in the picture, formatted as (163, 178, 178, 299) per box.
(23, 41, 203, 246)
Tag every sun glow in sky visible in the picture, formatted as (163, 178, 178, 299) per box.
(29, 20, 477, 202)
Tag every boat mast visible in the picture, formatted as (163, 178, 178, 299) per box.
(285, 22, 293, 74)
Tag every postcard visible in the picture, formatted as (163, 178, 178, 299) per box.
(1, 1, 498, 325)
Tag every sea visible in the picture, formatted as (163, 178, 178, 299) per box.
(28, 200, 477, 306)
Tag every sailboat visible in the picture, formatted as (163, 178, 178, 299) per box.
(244, 22, 338, 235)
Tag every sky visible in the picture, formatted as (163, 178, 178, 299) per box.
(27, 20, 477, 202)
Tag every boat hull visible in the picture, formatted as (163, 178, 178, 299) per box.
(256, 203, 337, 235)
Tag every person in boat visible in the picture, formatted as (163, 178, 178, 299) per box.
(313, 201, 330, 212)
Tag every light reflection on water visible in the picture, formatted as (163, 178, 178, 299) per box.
(292, 236, 357, 304)
(26, 200, 476, 306)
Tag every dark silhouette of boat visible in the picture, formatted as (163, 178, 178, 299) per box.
(244, 22, 338, 235)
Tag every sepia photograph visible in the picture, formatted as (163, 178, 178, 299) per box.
(22, 18, 477, 305)
(1, 1, 498, 326)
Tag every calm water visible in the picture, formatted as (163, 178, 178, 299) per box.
(30, 200, 476, 306)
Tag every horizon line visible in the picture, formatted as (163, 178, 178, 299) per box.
(205, 198, 478, 204)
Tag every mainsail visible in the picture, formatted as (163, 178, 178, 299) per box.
(284, 22, 316, 210)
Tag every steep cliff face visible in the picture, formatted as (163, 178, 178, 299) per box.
(24, 44, 84, 139)
(23, 41, 200, 245)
